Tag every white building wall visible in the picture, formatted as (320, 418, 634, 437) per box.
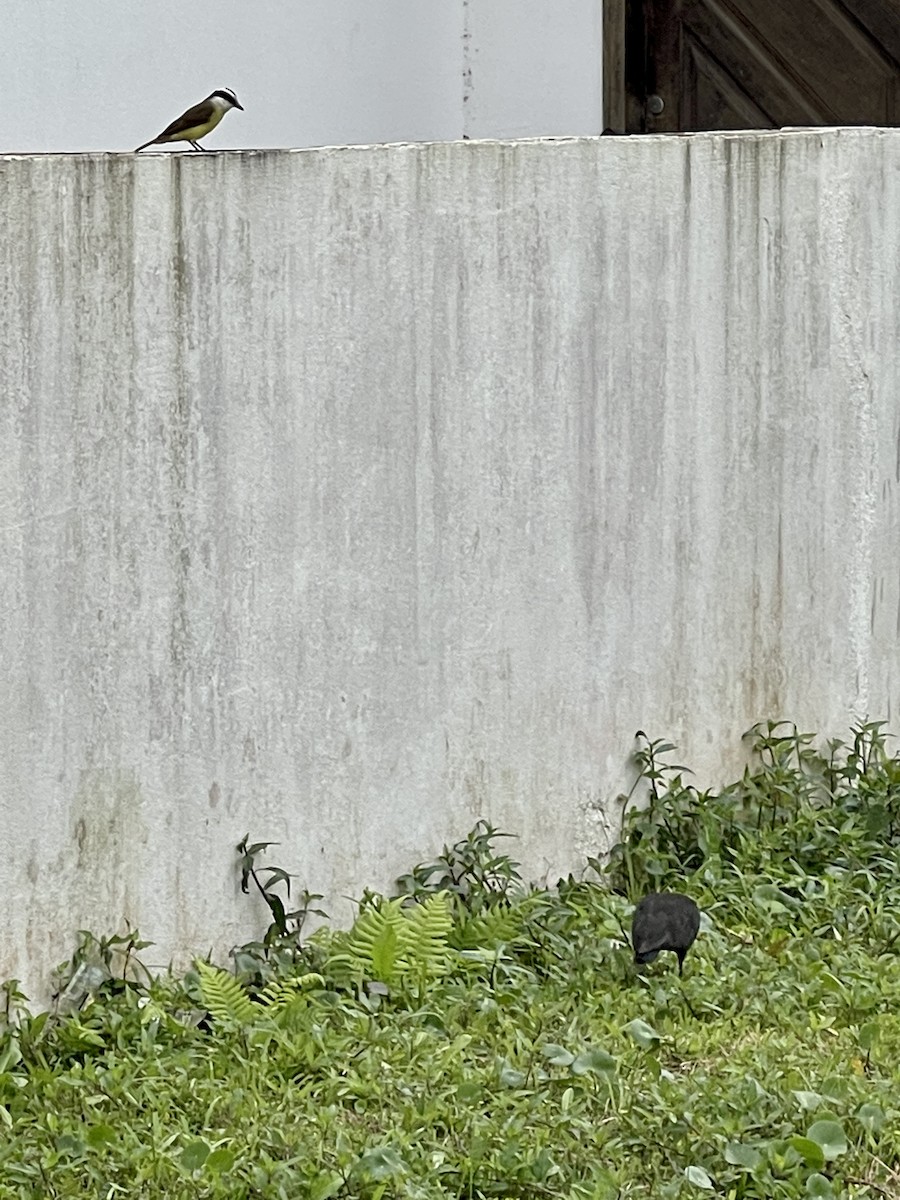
(462, 0, 605, 139)
(2, 128, 900, 1000)
(0, 1, 605, 153)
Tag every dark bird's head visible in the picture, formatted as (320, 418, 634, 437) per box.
(212, 88, 243, 112)
(631, 892, 701, 975)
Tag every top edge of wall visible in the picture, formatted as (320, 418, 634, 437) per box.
(1, 126, 898, 160)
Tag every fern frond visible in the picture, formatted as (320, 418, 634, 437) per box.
(258, 973, 325, 1010)
(455, 904, 524, 950)
(323, 894, 455, 991)
(403, 891, 453, 976)
(196, 960, 255, 1025)
(344, 898, 410, 984)
(321, 952, 357, 988)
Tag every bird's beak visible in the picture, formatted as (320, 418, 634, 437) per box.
(235, 101, 244, 111)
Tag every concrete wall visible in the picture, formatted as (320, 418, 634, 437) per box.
(2, 128, 900, 1000)
(1, 0, 604, 153)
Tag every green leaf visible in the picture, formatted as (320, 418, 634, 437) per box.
(196, 961, 255, 1025)
(309, 1174, 344, 1200)
(334, 898, 407, 984)
(456, 1082, 481, 1104)
(55, 1134, 84, 1157)
(499, 1063, 525, 1088)
(85, 1124, 116, 1149)
(752, 884, 793, 913)
(206, 1147, 235, 1174)
(792, 1090, 822, 1112)
(370, 923, 400, 981)
(29, 1012, 50, 1039)
(806, 1175, 836, 1198)
(683, 1164, 714, 1189)
(260, 866, 292, 892)
(243, 840, 277, 857)
(403, 892, 454, 977)
(587, 1166, 619, 1200)
(181, 1140, 210, 1171)
(571, 1047, 616, 1076)
(542, 1043, 575, 1067)
(857, 1103, 884, 1133)
(258, 976, 314, 1011)
(859, 1022, 880, 1052)
(0, 1040, 22, 1073)
(724, 1143, 762, 1171)
(624, 1018, 661, 1049)
(817, 973, 845, 995)
(806, 1120, 847, 1159)
(354, 1146, 406, 1181)
(263, 892, 287, 935)
(789, 1137, 825, 1171)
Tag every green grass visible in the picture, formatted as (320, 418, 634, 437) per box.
(2, 720, 900, 1197)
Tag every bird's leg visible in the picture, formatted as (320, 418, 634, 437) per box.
(190, 141, 208, 152)
(679, 984, 698, 1019)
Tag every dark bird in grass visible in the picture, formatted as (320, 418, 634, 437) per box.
(632, 893, 700, 975)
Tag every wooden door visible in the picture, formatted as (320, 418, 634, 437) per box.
(604, 0, 900, 133)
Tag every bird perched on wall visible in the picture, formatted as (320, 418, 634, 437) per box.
(631, 892, 700, 975)
(135, 88, 243, 153)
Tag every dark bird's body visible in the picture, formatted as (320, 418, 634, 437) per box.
(632, 893, 700, 975)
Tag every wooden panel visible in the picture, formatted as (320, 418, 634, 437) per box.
(667, 0, 832, 128)
(626, 0, 900, 132)
(682, 30, 774, 130)
(604, 0, 627, 132)
(734, 0, 896, 119)
(849, 0, 900, 62)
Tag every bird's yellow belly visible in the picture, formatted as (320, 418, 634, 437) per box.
(170, 110, 225, 142)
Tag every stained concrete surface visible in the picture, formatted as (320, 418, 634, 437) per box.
(1, 131, 899, 1000)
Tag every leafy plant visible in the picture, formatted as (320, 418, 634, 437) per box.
(324, 892, 454, 994)
(194, 959, 327, 1027)
(233, 835, 327, 984)
(5, 726, 900, 1197)
(51, 925, 153, 1015)
(0, 979, 30, 1030)
(196, 959, 256, 1025)
(606, 720, 900, 899)
(604, 732, 714, 897)
(393, 820, 522, 914)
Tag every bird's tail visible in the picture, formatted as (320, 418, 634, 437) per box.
(134, 139, 159, 153)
